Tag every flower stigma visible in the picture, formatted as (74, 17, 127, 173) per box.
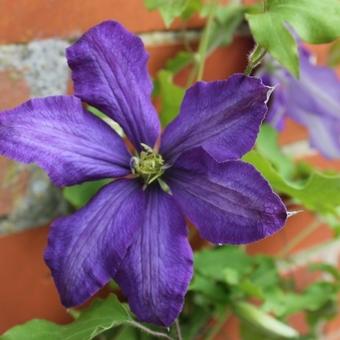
(131, 143, 170, 192)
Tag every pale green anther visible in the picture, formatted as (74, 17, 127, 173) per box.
(131, 144, 169, 188)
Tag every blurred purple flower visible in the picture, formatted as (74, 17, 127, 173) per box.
(0, 21, 287, 326)
(259, 46, 340, 159)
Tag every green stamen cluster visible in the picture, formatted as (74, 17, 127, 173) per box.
(131, 144, 168, 187)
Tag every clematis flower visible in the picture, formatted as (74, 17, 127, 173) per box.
(259, 46, 340, 159)
(0, 21, 287, 326)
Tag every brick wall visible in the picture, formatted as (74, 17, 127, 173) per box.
(0, 0, 339, 338)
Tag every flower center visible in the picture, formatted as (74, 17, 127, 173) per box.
(131, 144, 168, 186)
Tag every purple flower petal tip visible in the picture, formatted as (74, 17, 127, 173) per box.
(44, 180, 145, 307)
(0, 96, 131, 186)
(161, 73, 271, 163)
(66, 20, 160, 149)
(114, 186, 193, 326)
(167, 149, 287, 245)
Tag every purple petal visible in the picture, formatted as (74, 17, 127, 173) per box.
(45, 179, 144, 307)
(115, 186, 193, 326)
(261, 47, 340, 159)
(160, 74, 270, 163)
(0, 96, 131, 186)
(167, 149, 287, 244)
(67, 20, 160, 149)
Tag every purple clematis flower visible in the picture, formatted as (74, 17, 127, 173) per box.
(259, 46, 340, 159)
(0, 21, 287, 326)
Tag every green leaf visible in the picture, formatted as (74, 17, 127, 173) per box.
(155, 70, 185, 126)
(223, 268, 240, 285)
(163, 4, 243, 77)
(328, 39, 340, 67)
(144, 0, 201, 26)
(165, 51, 194, 73)
(181, 306, 212, 340)
(63, 179, 110, 208)
(256, 124, 295, 179)
(1, 295, 132, 340)
(234, 302, 299, 339)
(323, 210, 340, 236)
(246, 0, 340, 76)
(238, 280, 263, 299)
(206, 4, 244, 53)
(190, 275, 229, 304)
(181, 0, 202, 20)
(240, 320, 272, 340)
(249, 256, 280, 290)
(244, 150, 340, 214)
(262, 282, 339, 320)
(194, 246, 252, 281)
(114, 326, 139, 340)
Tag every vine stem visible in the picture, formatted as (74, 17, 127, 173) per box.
(175, 319, 183, 340)
(125, 320, 174, 339)
(264, 0, 269, 11)
(244, 45, 267, 76)
(278, 217, 323, 258)
(186, 0, 218, 87)
(196, 0, 217, 81)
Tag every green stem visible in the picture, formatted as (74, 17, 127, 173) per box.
(175, 319, 183, 340)
(125, 320, 173, 340)
(264, 0, 269, 11)
(186, 0, 218, 87)
(196, 1, 217, 81)
(244, 44, 267, 76)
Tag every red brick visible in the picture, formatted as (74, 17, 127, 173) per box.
(214, 315, 240, 340)
(0, 226, 71, 333)
(247, 210, 333, 256)
(278, 118, 309, 145)
(0, 0, 203, 44)
(297, 154, 340, 172)
(0, 159, 30, 216)
(0, 70, 31, 216)
(67, 36, 252, 103)
(68, 36, 252, 93)
(325, 306, 340, 335)
(0, 70, 30, 110)
(287, 313, 309, 336)
(147, 35, 252, 82)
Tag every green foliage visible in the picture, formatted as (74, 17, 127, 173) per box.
(154, 70, 185, 126)
(256, 124, 295, 179)
(328, 39, 340, 67)
(202, 3, 244, 53)
(189, 246, 340, 339)
(144, 0, 201, 26)
(235, 302, 299, 339)
(242, 125, 340, 216)
(63, 179, 110, 208)
(195, 246, 251, 282)
(246, 0, 340, 76)
(310, 263, 340, 281)
(165, 51, 194, 74)
(153, 3, 245, 125)
(244, 149, 340, 215)
(1, 295, 132, 340)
